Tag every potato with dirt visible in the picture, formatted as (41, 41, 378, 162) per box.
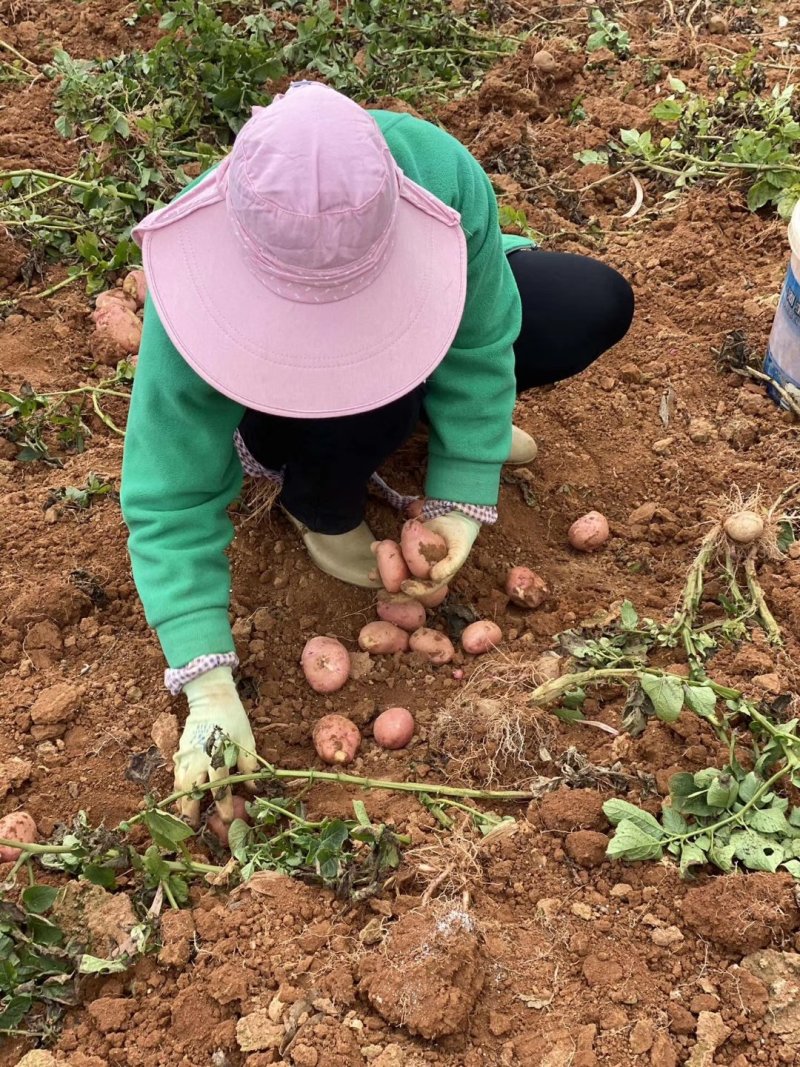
(313, 714, 362, 765)
(505, 566, 548, 608)
(0, 811, 37, 861)
(377, 597, 426, 632)
(301, 636, 351, 693)
(91, 299, 143, 361)
(358, 621, 409, 654)
(400, 519, 448, 579)
(373, 707, 415, 749)
(371, 539, 410, 593)
(568, 511, 610, 552)
(409, 627, 455, 665)
(461, 620, 502, 654)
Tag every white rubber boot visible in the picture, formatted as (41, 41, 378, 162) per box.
(282, 509, 382, 588)
(507, 424, 538, 466)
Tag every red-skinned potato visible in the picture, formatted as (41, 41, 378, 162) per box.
(0, 811, 37, 861)
(461, 620, 503, 655)
(568, 511, 610, 552)
(373, 707, 415, 750)
(400, 520, 448, 579)
(409, 627, 455, 665)
(505, 566, 549, 609)
(92, 300, 143, 355)
(95, 288, 137, 313)
(371, 539, 410, 593)
(415, 584, 449, 609)
(377, 598, 426, 633)
(358, 621, 409, 655)
(207, 795, 250, 849)
(301, 636, 351, 693)
(313, 713, 362, 765)
(123, 269, 148, 309)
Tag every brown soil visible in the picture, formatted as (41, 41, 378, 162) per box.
(2, 0, 800, 1063)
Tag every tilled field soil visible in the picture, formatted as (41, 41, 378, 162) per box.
(2, 0, 800, 1064)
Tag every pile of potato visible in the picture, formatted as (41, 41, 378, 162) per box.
(90, 269, 147, 364)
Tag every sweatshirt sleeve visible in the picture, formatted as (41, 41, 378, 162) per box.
(120, 301, 245, 668)
(422, 142, 520, 507)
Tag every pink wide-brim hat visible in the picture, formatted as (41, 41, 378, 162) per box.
(132, 82, 467, 417)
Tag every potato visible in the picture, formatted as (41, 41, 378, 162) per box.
(313, 713, 362, 765)
(301, 636, 351, 693)
(123, 269, 148, 309)
(724, 510, 764, 545)
(207, 795, 250, 849)
(358, 621, 409, 655)
(92, 300, 143, 356)
(568, 511, 610, 552)
(532, 651, 562, 682)
(373, 707, 415, 750)
(409, 627, 455, 665)
(371, 539, 410, 593)
(95, 288, 137, 313)
(400, 519, 448, 579)
(0, 811, 37, 862)
(415, 584, 449, 609)
(461, 620, 503, 655)
(377, 598, 426, 632)
(505, 566, 549, 609)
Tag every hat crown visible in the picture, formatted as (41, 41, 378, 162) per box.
(227, 83, 398, 275)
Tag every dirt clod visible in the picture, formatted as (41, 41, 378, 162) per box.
(565, 830, 609, 867)
(682, 874, 800, 954)
(534, 789, 608, 832)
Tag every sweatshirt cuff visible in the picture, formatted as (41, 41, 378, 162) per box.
(421, 500, 498, 525)
(165, 652, 239, 695)
(156, 607, 236, 669)
(425, 455, 502, 507)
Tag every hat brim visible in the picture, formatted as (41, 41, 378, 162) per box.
(139, 187, 467, 418)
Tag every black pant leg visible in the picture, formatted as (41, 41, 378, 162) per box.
(508, 249, 634, 392)
(239, 385, 425, 534)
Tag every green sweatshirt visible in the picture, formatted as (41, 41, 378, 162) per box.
(120, 111, 532, 668)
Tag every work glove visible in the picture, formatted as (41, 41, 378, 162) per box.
(175, 667, 259, 827)
(401, 511, 480, 598)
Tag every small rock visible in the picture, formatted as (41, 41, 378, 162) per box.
(650, 1032, 678, 1067)
(689, 994, 720, 1013)
(652, 437, 674, 454)
(571, 902, 593, 920)
(14, 1054, 58, 1067)
(752, 673, 784, 695)
(620, 362, 644, 384)
(686, 1012, 730, 1067)
(651, 925, 685, 947)
(630, 1018, 655, 1053)
(688, 417, 715, 444)
(29, 682, 81, 725)
(599, 1006, 628, 1030)
(627, 502, 658, 525)
(0, 756, 33, 799)
(708, 13, 727, 32)
(151, 711, 180, 761)
(236, 1011, 284, 1052)
(565, 830, 609, 868)
(667, 1002, 696, 1035)
(609, 882, 634, 899)
(741, 950, 800, 1046)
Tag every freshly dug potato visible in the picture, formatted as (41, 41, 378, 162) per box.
(358, 621, 409, 655)
(371, 539, 410, 593)
(301, 636, 351, 693)
(415, 584, 449, 609)
(568, 511, 610, 552)
(0, 811, 37, 862)
(123, 269, 148, 309)
(92, 300, 143, 356)
(377, 598, 426, 632)
(461, 620, 502, 655)
(95, 288, 137, 313)
(505, 567, 548, 609)
(400, 520, 448, 579)
(724, 510, 764, 545)
(409, 627, 455, 665)
(207, 795, 250, 849)
(373, 707, 415, 750)
(313, 713, 362, 765)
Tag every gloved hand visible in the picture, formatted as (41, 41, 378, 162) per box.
(175, 667, 259, 827)
(401, 511, 480, 598)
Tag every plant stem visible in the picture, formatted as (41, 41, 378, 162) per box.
(0, 838, 76, 855)
(743, 554, 782, 645)
(28, 270, 90, 301)
(664, 765, 789, 846)
(0, 169, 141, 202)
(0, 37, 38, 70)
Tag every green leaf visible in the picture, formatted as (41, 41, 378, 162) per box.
(0, 995, 33, 1030)
(661, 804, 688, 836)
(746, 807, 791, 835)
(641, 674, 684, 723)
(683, 685, 718, 723)
(731, 830, 783, 872)
(747, 179, 773, 211)
(738, 771, 763, 804)
(789, 807, 800, 828)
(28, 916, 65, 947)
(607, 819, 665, 862)
(78, 954, 129, 974)
(575, 149, 609, 165)
(708, 840, 735, 873)
(667, 76, 687, 93)
(352, 800, 371, 828)
(21, 885, 58, 915)
(143, 810, 194, 850)
(620, 600, 638, 629)
(652, 98, 683, 122)
(706, 774, 738, 810)
(777, 520, 796, 554)
(227, 818, 250, 864)
(679, 842, 707, 876)
(782, 859, 800, 878)
(603, 799, 664, 837)
(620, 128, 640, 146)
